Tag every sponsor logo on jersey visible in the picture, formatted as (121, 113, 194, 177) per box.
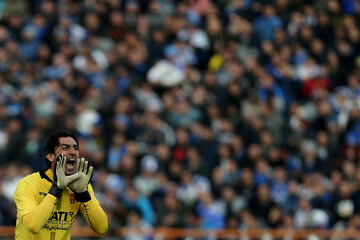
(70, 193, 76, 204)
(49, 211, 76, 222)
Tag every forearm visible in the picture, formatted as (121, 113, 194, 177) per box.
(72, 161, 107, 234)
(81, 199, 108, 235)
(22, 194, 57, 233)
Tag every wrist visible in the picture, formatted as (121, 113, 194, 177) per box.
(74, 190, 91, 202)
(49, 182, 63, 199)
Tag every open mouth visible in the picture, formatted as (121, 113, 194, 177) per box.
(66, 159, 76, 171)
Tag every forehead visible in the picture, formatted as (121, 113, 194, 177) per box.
(59, 136, 77, 145)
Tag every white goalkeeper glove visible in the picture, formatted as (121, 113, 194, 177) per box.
(49, 154, 80, 198)
(69, 158, 94, 202)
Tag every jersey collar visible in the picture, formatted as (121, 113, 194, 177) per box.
(39, 168, 54, 183)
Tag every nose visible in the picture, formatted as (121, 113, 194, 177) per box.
(68, 146, 77, 156)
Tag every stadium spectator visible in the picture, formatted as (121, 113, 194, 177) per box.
(0, 0, 360, 235)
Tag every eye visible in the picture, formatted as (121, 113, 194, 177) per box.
(61, 145, 70, 151)
(59, 144, 79, 151)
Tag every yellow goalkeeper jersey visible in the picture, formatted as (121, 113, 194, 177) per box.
(13, 169, 108, 240)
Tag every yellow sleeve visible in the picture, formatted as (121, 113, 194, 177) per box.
(79, 184, 108, 235)
(13, 178, 57, 234)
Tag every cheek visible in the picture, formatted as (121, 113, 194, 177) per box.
(57, 150, 67, 157)
(54, 150, 62, 158)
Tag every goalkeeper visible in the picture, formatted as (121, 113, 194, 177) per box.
(13, 130, 108, 239)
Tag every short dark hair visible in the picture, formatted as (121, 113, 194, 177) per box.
(44, 130, 79, 168)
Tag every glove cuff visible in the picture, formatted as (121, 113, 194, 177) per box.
(75, 190, 91, 202)
(49, 182, 63, 199)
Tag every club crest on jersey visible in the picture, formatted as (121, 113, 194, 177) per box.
(70, 193, 76, 204)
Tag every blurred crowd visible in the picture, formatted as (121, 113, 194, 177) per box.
(1, 0, 360, 236)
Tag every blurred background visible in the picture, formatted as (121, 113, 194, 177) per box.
(0, 0, 360, 239)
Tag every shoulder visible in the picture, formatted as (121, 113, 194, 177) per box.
(23, 171, 42, 181)
(14, 172, 42, 200)
(16, 172, 42, 187)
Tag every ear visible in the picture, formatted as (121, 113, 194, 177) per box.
(46, 153, 56, 162)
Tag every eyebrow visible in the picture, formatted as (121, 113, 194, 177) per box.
(58, 144, 79, 148)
